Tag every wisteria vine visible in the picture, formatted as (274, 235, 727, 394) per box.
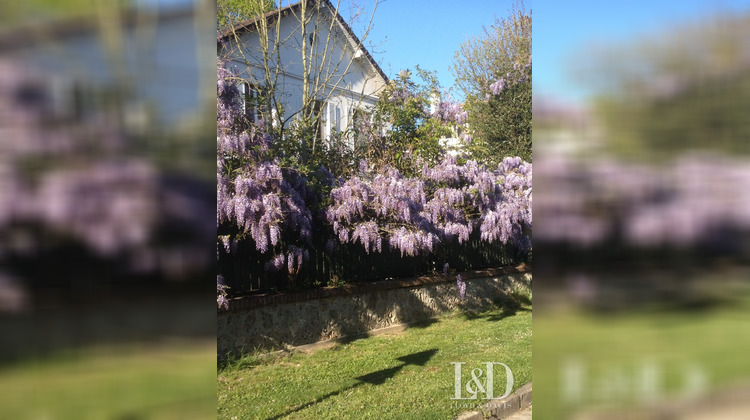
(217, 58, 533, 308)
(326, 155, 532, 257)
(217, 60, 314, 307)
(487, 55, 532, 100)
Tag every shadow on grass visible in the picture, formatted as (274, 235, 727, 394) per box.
(334, 334, 369, 346)
(462, 291, 532, 322)
(404, 318, 439, 329)
(324, 319, 440, 348)
(265, 383, 366, 420)
(219, 352, 267, 372)
(266, 348, 438, 419)
(218, 343, 289, 372)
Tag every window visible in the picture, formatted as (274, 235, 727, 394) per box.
(315, 101, 353, 143)
(240, 82, 259, 122)
(326, 102, 337, 140)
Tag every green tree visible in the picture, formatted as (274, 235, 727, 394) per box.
(217, 0, 276, 30)
(366, 67, 452, 176)
(466, 58, 531, 164)
(450, 0, 531, 101)
(450, 0, 531, 164)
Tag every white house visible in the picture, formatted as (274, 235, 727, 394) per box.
(218, 0, 389, 146)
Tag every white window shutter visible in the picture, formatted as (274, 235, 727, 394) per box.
(326, 102, 332, 140)
(240, 83, 248, 117)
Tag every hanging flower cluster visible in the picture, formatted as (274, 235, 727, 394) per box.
(432, 99, 468, 125)
(326, 155, 532, 257)
(487, 55, 532, 100)
(217, 60, 313, 308)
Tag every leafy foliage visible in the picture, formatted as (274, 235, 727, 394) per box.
(217, 0, 276, 30)
(467, 55, 532, 163)
(451, 0, 532, 164)
(450, 0, 531, 101)
(362, 67, 453, 176)
(276, 66, 458, 179)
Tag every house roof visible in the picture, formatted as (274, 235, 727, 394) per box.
(218, 0, 389, 83)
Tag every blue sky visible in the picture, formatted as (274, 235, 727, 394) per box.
(161, 0, 750, 106)
(534, 0, 750, 106)
(280, 0, 517, 100)
(353, 0, 520, 100)
(152, 0, 520, 99)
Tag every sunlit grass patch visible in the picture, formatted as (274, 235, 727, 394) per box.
(218, 303, 532, 420)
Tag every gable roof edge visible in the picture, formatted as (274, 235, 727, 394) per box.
(218, 0, 389, 84)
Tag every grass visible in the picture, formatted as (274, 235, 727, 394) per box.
(217, 292, 532, 420)
(533, 282, 750, 419)
(0, 339, 217, 420)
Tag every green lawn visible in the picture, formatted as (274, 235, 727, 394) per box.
(533, 282, 750, 419)
(0, 340, 217, 420)
(218, 294, 532, 420)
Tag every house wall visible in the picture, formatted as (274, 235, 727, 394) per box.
(221, 4, 386, 135)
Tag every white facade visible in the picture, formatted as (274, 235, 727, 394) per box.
(219, 1, 388, 144)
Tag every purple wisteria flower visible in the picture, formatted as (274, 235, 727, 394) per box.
(433, 99, 468, 125)
(485, 55, 532, 100)
(327, 155, 532, 256)
(457, 274, 466, 300)
(217, 60, 315, 302)
(217, 275, 229, 309)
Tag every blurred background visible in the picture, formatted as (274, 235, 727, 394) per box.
(0, 0, 216, 418)
(7, 0, 750, 417)
(534, 0, 750, 418)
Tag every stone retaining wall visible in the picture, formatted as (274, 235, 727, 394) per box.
(218, 264, 531, 359)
